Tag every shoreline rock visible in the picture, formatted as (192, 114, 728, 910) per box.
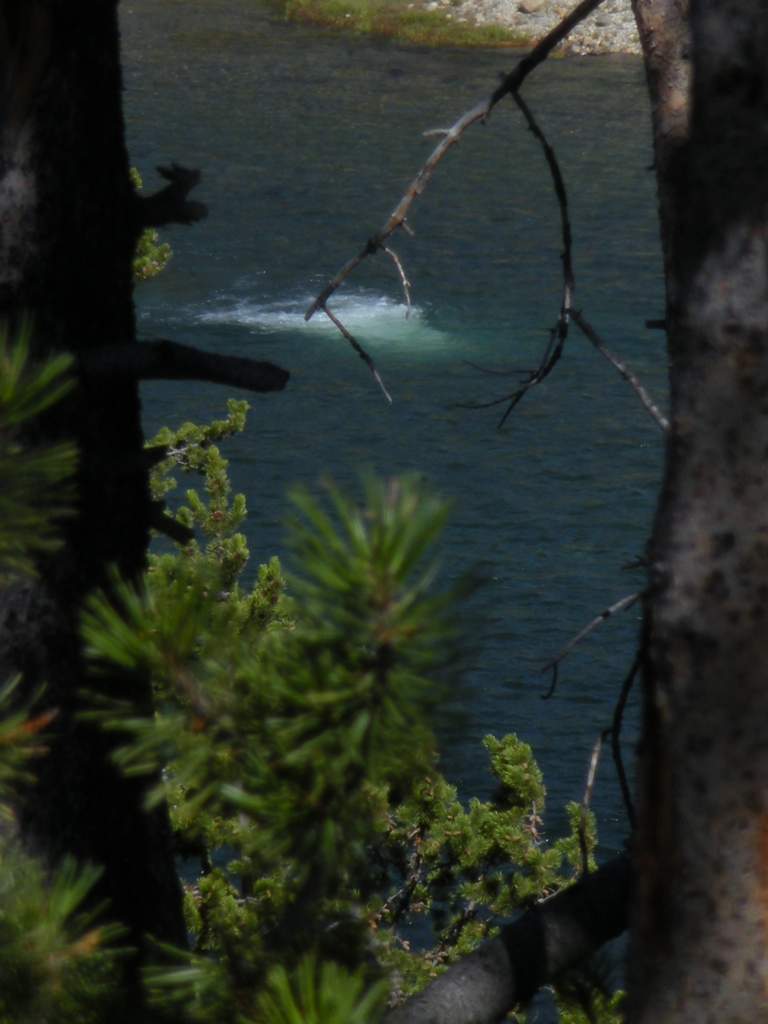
(424, 0, 641, 55)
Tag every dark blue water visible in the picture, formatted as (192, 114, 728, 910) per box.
(121, 0, 665, 859)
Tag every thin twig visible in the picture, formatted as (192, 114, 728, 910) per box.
(571, 310, 669, 431)
(372, 824, 425, 929)
(436, 901, 480, 957)
(321, 304, 392, 403)
(495, 92, 574, 427)
(457, 95, 574, 422)
(462, 360, 534, 376)
(578, 732, 605, 877)
(384, 246, 412, 317)
(541, 591, 642, 699)
(611, 650, 640, 830)
(305, 0, 608, 323)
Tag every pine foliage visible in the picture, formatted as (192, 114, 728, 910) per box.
(0, 325, 75, 579)
(82, 403, 601, 1020)
(0, 369, 620, 1022)
(0, 333, 123, 1024)
(130, 169, 172, 282)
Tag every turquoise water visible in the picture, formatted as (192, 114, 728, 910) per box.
(121, 1, 665, 858)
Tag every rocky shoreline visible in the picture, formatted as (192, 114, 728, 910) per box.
(422, 0, 641, 55)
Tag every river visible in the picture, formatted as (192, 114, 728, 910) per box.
(120, 0, 665, 860)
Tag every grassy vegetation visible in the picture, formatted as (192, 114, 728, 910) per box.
(280, 0, 532, 48)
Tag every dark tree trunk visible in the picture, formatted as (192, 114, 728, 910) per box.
(631, 1, 768, 1019)
(0, 0, 187, 994)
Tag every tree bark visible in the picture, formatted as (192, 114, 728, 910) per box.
(0, 0, 186, 1001)
(630, 1, 768, 1019)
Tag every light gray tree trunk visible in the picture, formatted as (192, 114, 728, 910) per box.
(631, 1, 768, 1018)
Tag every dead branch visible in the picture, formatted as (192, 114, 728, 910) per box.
(304, 98, 489, 322)
(79, 340, 289, 393)
(572, 310, 669, 431)
(542, 591, 642, 699)
(384, 851, 630, 1024)
(578, 732, 605, 876)
(462, 360, 530, 376)
(384, 246, 412, 317)
(321, 306, 392, 403)
(611, 650, 640, 830)
(496, 92, 574, 427)
(456, 90, 575, 423)
(305, 0, 607, 323)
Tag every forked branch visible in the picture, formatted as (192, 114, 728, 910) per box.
(542, 591, 642, 699)
(306, 0, 607, 323)
(456, 89, 575, 423)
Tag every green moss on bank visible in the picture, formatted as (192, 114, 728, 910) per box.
(280, 0, 532, 48)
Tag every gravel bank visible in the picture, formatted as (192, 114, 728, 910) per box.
(424, 0, 641, 54)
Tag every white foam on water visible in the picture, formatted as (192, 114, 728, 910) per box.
(196, 291, 449, 348)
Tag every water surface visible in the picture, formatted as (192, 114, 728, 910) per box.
(121, 1, 665, 858)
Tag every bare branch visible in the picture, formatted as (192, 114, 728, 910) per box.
(495, 92, 574, 427)
(578, 732, 605, 877)
(135, 163, 208, 228)
(305, 0, 607, 322)
(457, 94, 575, 424)
(79, 340, 289, 393)
(494, 329, 564, 427)
(515, 91, 574, 302)
(462, 360, 531, 377)
(541, 591, 642, 698)
(372, 824, 426, 930)
(305, 99, 488, 322)
(491, 0, 608, 105)
(611, 650, 641, 830)
(321, 305, 392, 403)
(383, 246, 412, 317)
(572, 310, 669, 431)
(384, 852, 630, 1024)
